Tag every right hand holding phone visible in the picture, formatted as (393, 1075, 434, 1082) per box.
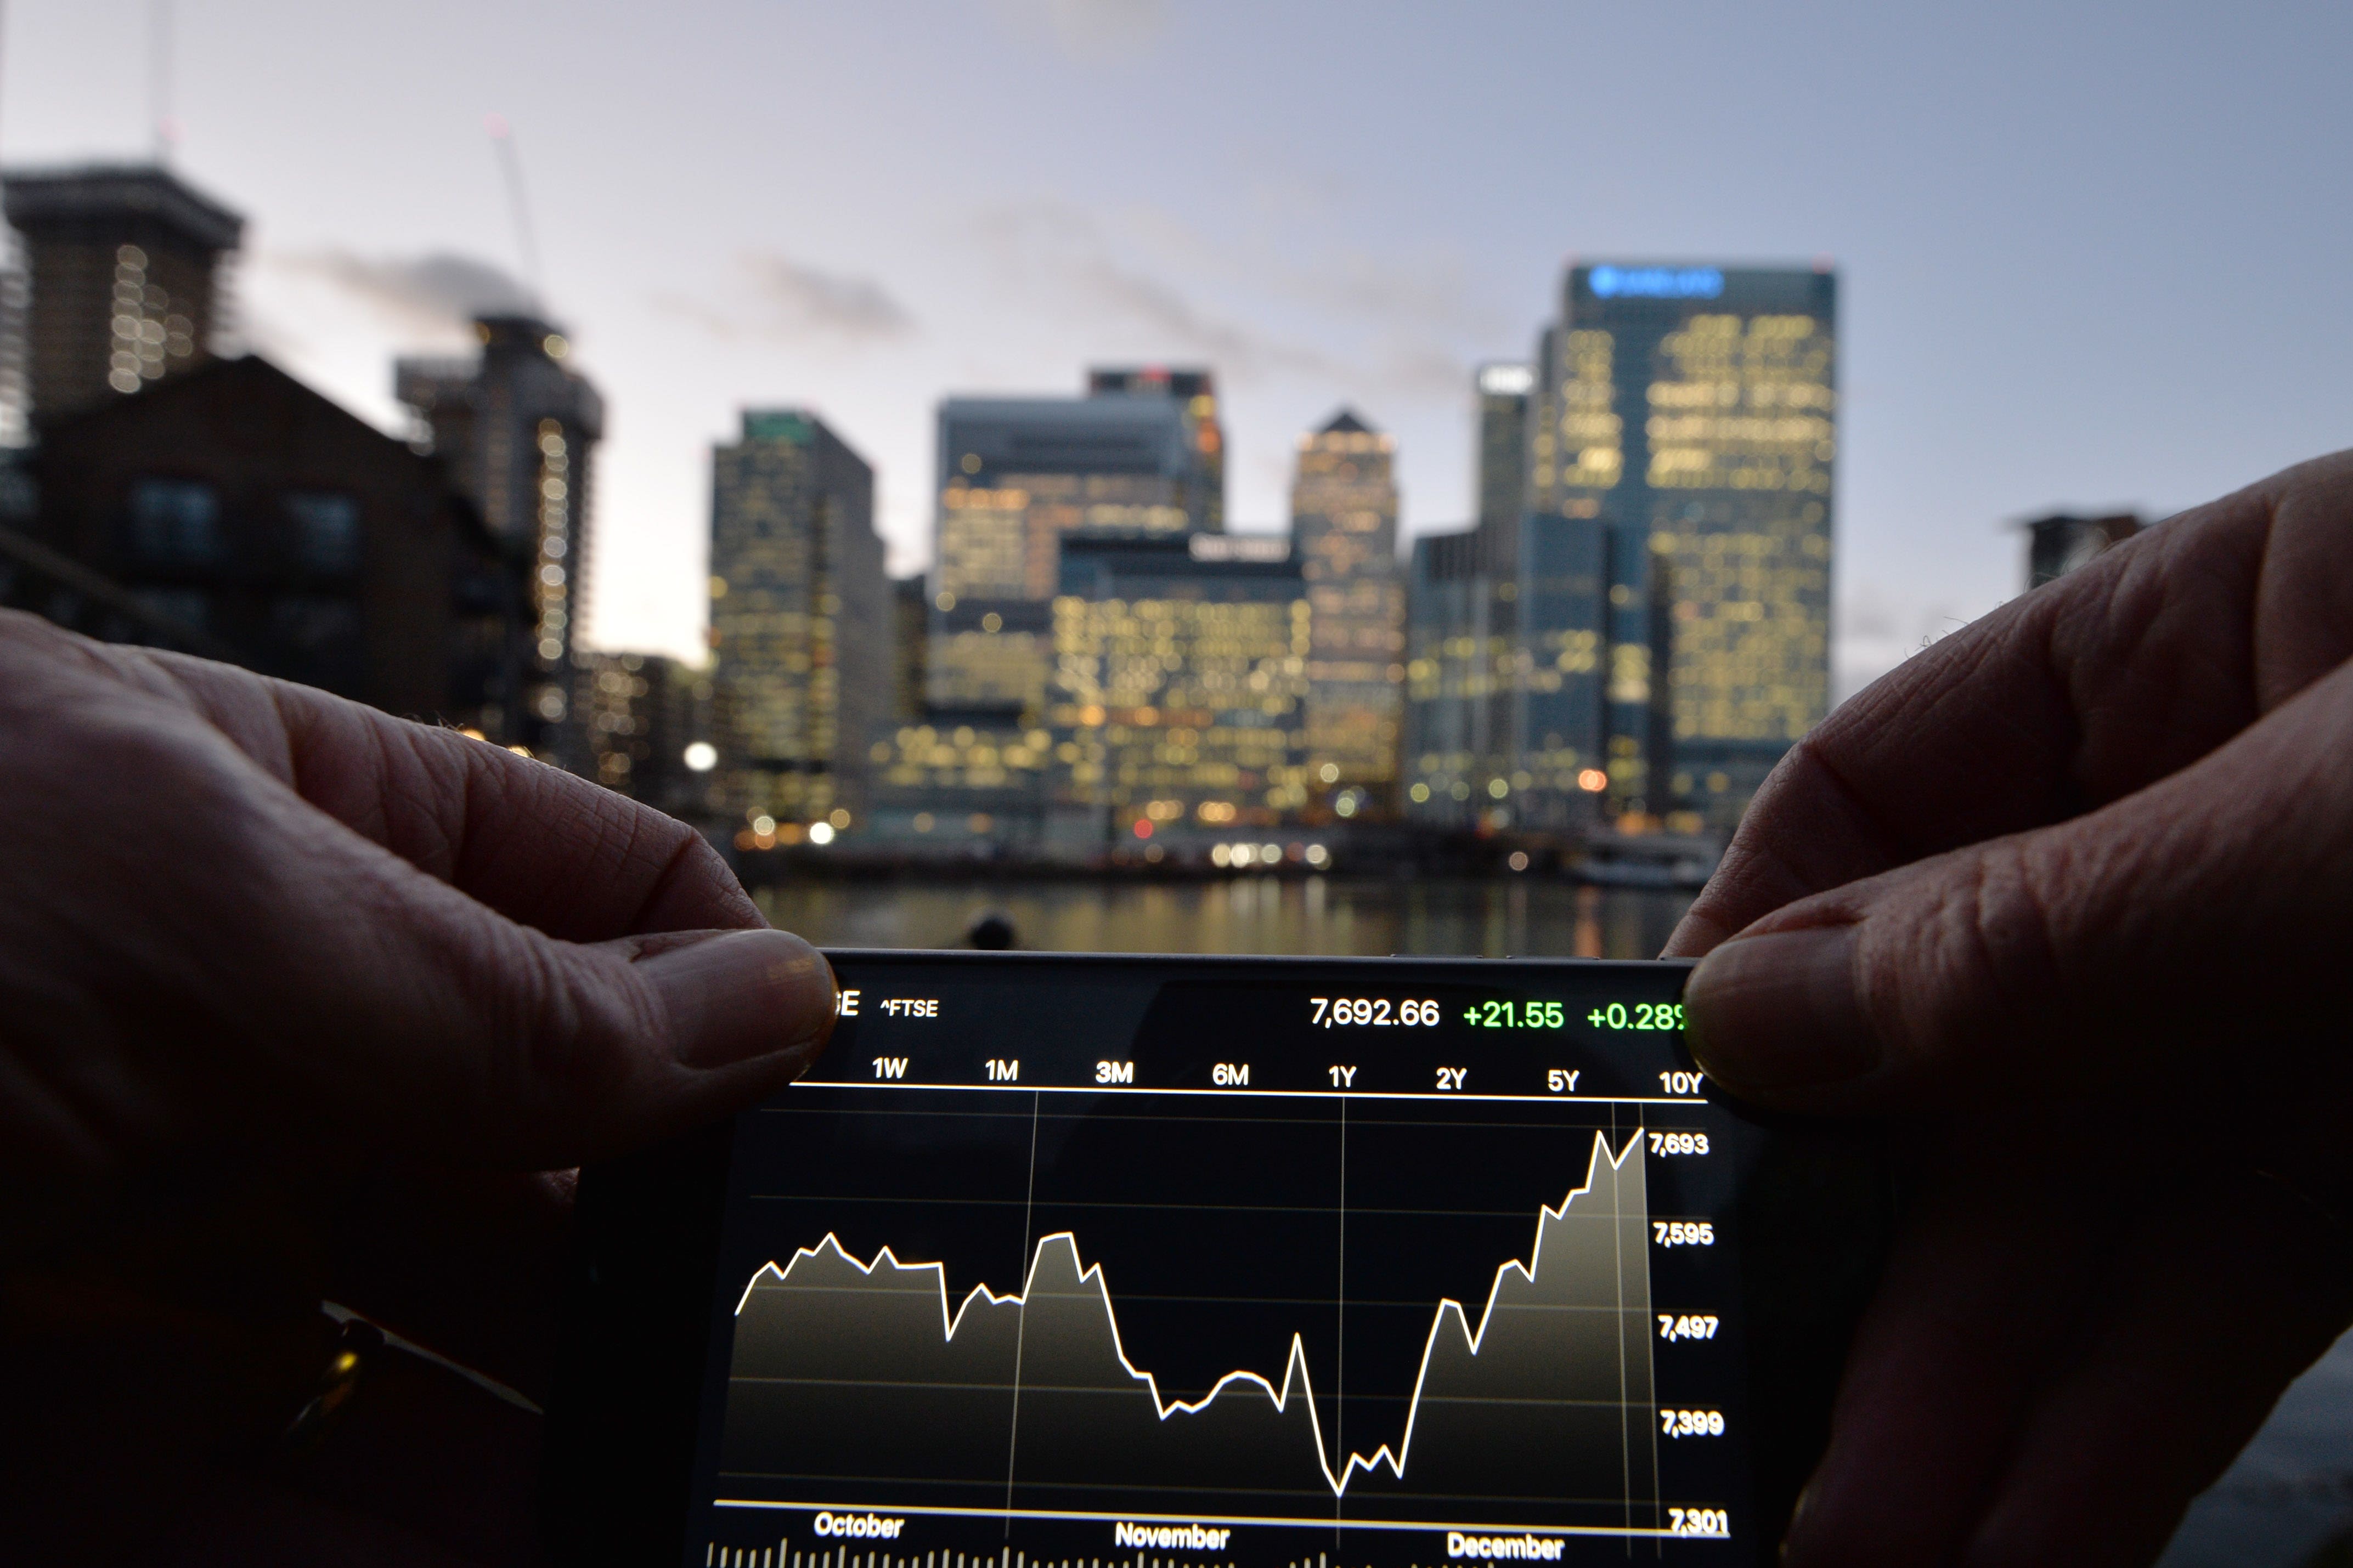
(1668, 450, 2353, 1566)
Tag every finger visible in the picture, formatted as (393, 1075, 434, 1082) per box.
(1680, 658, 2353, 1112)
(1666, 448, 2353, 957)
(238, 825, 840, 1167)
(140, 639, 758, 942)
(2, 803, 834, 1263)
(1777, 1113, 2137, 1564)
(1949, 1168, 2353, 1568)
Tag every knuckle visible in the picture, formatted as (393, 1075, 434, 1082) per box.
(503, 938, 657, 1122)
(1885, 838, 2073, 1053)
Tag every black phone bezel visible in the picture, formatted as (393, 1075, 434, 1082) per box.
(543, 950, 1897, 1567)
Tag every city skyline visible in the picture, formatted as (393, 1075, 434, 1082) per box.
(1, 2, 2348, 706)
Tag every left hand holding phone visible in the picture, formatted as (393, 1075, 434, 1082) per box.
(0, 610, 836, 1560)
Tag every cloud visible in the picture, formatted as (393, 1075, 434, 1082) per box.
(656, 253, 915, 344)
(1368, 339, 1475, 400)
(1288, 251, 1505, 342)
(745, 255, 914, 338)
(968, 200, 1347, 383)
(963, 200, 1481, 404)
(268, 250, 540, 337)
(1119, 195, 1505, 343)
(995, 0, 1167, 60)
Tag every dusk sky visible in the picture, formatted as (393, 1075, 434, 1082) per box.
(5, 1, 2348, 695)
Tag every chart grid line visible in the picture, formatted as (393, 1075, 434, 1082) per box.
(1002, 1090, 1044, 1532)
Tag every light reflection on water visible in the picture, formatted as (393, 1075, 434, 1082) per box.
(753, 876, 1693, 960)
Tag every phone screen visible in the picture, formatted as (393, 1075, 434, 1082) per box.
(564, 952, 1890, 1568)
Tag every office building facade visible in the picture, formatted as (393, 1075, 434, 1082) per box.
(1048, 532, 1310, 855)
(889, 573, 929, 721)
(21, 353, 523, 729)
(929, 375, 1222, 714)
(397, 315, 604, 751)
(1406, 363, 1575, 830)
(1291, 410, 1403, 809)
(1085, 366, 1226, 530)
(1477, 363, 1533, 533)
(708, 409, 889, 834)
(1, 163, 244, 429)
(1403, 526, 1486, 826)
(1529, 263, 1835, 828)
(579, 650, 712, 816)
(871, 534, 1307, 863)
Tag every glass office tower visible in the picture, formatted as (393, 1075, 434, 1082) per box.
(1530, 263, 1834, 828)
(1290, 409, 1403, 809)
(1403, 527, 1483, 826)
(1086, 366, 1226, 531)
(1049, 532, 1309, 855)
(1404, 363, 1607, 835)
(707, 409, 889, 834)
(397, 315, 605, 755)
(930, 381, 1220, 712)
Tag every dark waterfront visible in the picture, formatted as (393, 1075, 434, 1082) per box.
(753, 876, 1691, 961)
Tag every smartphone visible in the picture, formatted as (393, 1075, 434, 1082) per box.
(546, 950, 1895, 1568)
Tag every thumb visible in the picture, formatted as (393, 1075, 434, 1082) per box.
(249, 836, 842, 1166)
(1678, 676, 2353, 1114)
(362, 920, 842, 1167)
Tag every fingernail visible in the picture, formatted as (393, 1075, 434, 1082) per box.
(1684, 925, 1877, 1097)
(642, 930, 838, 1071)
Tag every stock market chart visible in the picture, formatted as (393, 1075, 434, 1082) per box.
(684, 957, 1751, 1568)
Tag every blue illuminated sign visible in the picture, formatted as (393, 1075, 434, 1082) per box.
(1587, 265, 1724, 300)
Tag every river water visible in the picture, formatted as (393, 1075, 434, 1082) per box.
(750, 876, 2353, 1566)
(755, 874, 1690, 960)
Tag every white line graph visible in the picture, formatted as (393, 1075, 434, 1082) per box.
(732, 1129, 1646, 1498)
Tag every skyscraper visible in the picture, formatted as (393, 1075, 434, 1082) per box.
(1086, 366, 1226, 530)
(1403, 364, 1606, 835)
(1471, 363, 1539, 819)
(707, 409, 889, 834)
(1403, 527, 1485, 826)
(1, 163, 243, 427)
(1476, 363, 1532, 532)
(1049, 532, 1310, 854)
(930, 379, 1221, 714)
(579, 650, 712, 816)
(889, 573, 929, 721)
(1291, 410, 1403, 807)
(1529, 263, 1835, 827)
(397, 315, 604, 749)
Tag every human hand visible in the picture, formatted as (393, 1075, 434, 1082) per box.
(1666, 451, 2353, 1565)
(0, 612, 836, 1561)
